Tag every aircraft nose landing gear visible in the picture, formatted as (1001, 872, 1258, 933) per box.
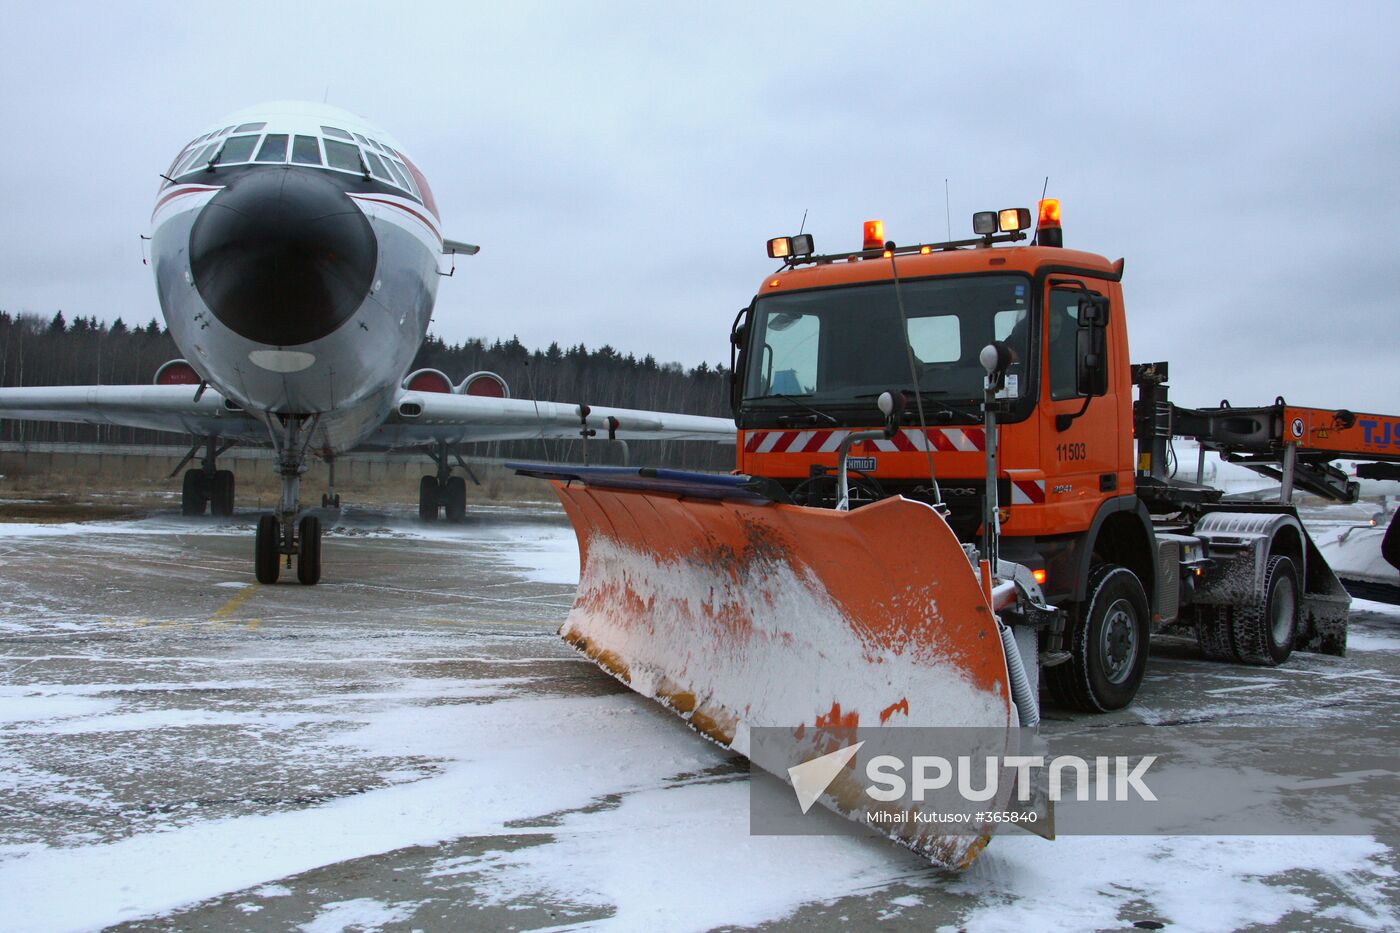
(253, 512, 322, 585)
(254, 415, 323, 585)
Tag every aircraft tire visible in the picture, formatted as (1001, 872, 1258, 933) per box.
(182, 470, 208, 516)
(211, 470, 235, 516)
(297, 514, 322, 586)
(445, 476, 467, 522)
(255, 514, 280, 584)
(419, 475, 440, 522)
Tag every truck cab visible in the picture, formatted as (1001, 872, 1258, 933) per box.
(732, 210, 1140, 609)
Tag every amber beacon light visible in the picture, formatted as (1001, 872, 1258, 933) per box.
(1037, 198, 1063, 247)
(863, 219, 885, 250)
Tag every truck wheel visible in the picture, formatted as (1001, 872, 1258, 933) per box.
(1232, 555, 1299, 666)
(1047, 564, 1150, 712)
(1193, 606, 1238, 661)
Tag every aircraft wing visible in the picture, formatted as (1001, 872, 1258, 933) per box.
(364, 389, 735, 448)
(0, 385, 267, 442)
(0, 384, 735, 450)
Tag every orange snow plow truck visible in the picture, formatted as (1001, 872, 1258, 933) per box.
(513, 201, 1400, 868)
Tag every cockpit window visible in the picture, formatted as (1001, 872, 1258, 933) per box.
(291, 135, 322, 165)
(353, 133, 371, 146)
(179, 143, 219, 174)
(363, 151, 393, 182)
(255, 134, 289, 162)
(166, 146, 193, 177)
(170, 149, 199, 176)
(321, 126, 353, 141)
(234, 122, 266, 133)
(217, 126, 234, 136)
(383, 158, 411, 190)
(323, 139, 362, 173)
(392, 159, 419, 197)
(368, 138, 387, 152)
(216, 134, 259, 165)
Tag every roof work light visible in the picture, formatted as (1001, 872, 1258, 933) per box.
(999, 208, 1032, 232)
(767, 233, 815, 260)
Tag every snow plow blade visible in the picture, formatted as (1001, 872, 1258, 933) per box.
(510, 464, 1018, 869)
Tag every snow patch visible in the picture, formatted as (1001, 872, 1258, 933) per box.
(944, 834, 1397, 933)
(448, 779, 916, 932)
(0, 691, 118, 725)
(0, 692, 727, 932)
(299, 898, 414, 932)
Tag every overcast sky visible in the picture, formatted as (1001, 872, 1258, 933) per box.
(2, 2, 1396, 411)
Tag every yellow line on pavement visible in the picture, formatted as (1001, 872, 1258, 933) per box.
(212, 584, 260, 622)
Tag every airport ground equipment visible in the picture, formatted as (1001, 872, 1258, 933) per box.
(515, 202, 1400, 867)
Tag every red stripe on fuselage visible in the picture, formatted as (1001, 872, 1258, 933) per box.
(151, 184, 222, 220)
(348, 194, 442, 242)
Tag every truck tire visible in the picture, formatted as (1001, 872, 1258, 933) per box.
(1045, 564, 1150, 712)
(1193, 606, 1238, 661)
(1231, 555, 1299, 666)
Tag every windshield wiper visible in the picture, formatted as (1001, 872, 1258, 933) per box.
(855, 389, 953, 399)
(748, 393, 839, 425)
(855, 390, 979, 422)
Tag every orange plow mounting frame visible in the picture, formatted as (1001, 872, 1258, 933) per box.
(548, 481, 1018, 868)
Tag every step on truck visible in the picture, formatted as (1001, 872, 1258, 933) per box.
(513, 201, 1400, 868)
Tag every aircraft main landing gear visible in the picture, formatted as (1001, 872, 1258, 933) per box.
(175, 434, 237, 516)
(418, 441, 475, 522)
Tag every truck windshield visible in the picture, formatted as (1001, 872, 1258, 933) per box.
(743, 274, 1032, 406)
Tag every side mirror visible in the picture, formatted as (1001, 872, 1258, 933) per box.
(1075, 322, 1109, 396)
(1073, 296, 1110, 397)
(1077, 295, 1108, 326)
(729, 305, 751, 415)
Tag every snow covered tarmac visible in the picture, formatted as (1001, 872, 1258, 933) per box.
(0, 502, 1397, 931)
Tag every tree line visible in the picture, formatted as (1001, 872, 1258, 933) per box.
(0, 311, 734, 469)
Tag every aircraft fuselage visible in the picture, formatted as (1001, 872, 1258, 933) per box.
(150, 101, 442, 453)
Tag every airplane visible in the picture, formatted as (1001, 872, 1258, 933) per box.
(0, 101, 734, 585)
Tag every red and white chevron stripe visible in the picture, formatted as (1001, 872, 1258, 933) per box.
(743, 427, 987, 455)
(1010, 479, 1046, 505)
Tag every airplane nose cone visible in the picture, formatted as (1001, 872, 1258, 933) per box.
(189, 169, 377, 346)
